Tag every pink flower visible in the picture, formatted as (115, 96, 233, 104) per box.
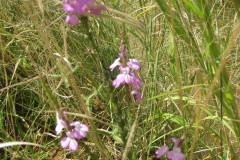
(112, 74, 125, 88)
(63, 0, 106, 25)
(131, 73, 142, 88)
(55, 111, 89, 152)
(112, 67, 133, 88)
(55, 112, 67, 135)
(127, 59, 141, 70)
(167, 147, 185, 160)
(64, 4, 75, 12)
(66, 14, 79, 26)
(110, 43, 143, 101)
(155, 138, 184, 160)
(61, 131, 78, 151)
(70, 121, 89, 139)
(155, 145, 169, 158)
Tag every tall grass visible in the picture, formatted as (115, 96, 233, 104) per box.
(0, 0, 239, 159)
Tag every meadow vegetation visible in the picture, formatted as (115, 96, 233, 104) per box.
(0, 0, 240, 159)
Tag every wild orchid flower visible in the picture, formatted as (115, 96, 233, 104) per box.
(155, 137, 185, 160)
(55, 112, 89, 151)
(70, 121, 89, 139)
(110, 43, 142, 101)
(167, 147, 185, 160)
(127, 59, 141, 70)
(155, 145, 169, 158)
(61, 131, 79, 151)
(112, 67, 134, 88)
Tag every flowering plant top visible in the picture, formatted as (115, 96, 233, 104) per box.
(64, 0, 106, 25)
(56, 112, 89, 151)
(110, 43, 142, 101)
(156, 137, 185, 160)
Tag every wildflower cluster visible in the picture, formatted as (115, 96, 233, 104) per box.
(63, 0, 106, 25)
(110, 43, 142, 101)
(55, 112, 89, 151)
(155, 137, 185, 160)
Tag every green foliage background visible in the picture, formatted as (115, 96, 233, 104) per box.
(0, 0, 240, 159)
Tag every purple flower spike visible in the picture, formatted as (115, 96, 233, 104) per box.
(63, 0, 106, 25)
(61, 131, 78, 151)
(156, 145, 169, 158)
(70, 121, 89, 139)
(110, 43, 143, 101)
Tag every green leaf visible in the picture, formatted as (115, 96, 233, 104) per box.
(182, 0, 204, 17)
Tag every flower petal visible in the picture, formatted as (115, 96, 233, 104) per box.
(113, 74, 125, 88)
(55, 112, 67, 135)
(155, 146, 169, 158)
(172, 138, 180, 147)
(72, 130, 82, 139)
(68, 139, 78, 151)
(124, 74, 133, 84)
(109, 58, 121, 71)
(79, 123, 89, 132)
(66, 14, 79, 26)
(167, 147, 184, 160)
(131, 89, 142, 101)
(61, 137, 70, 148)
(135, 92, 142, 101)
(127, 59, 140, 70)
(55, 123, 64, 135)
(70, 121, 89, 139)
(63, 4, 75, 12)
(73, 130, 87, 139)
